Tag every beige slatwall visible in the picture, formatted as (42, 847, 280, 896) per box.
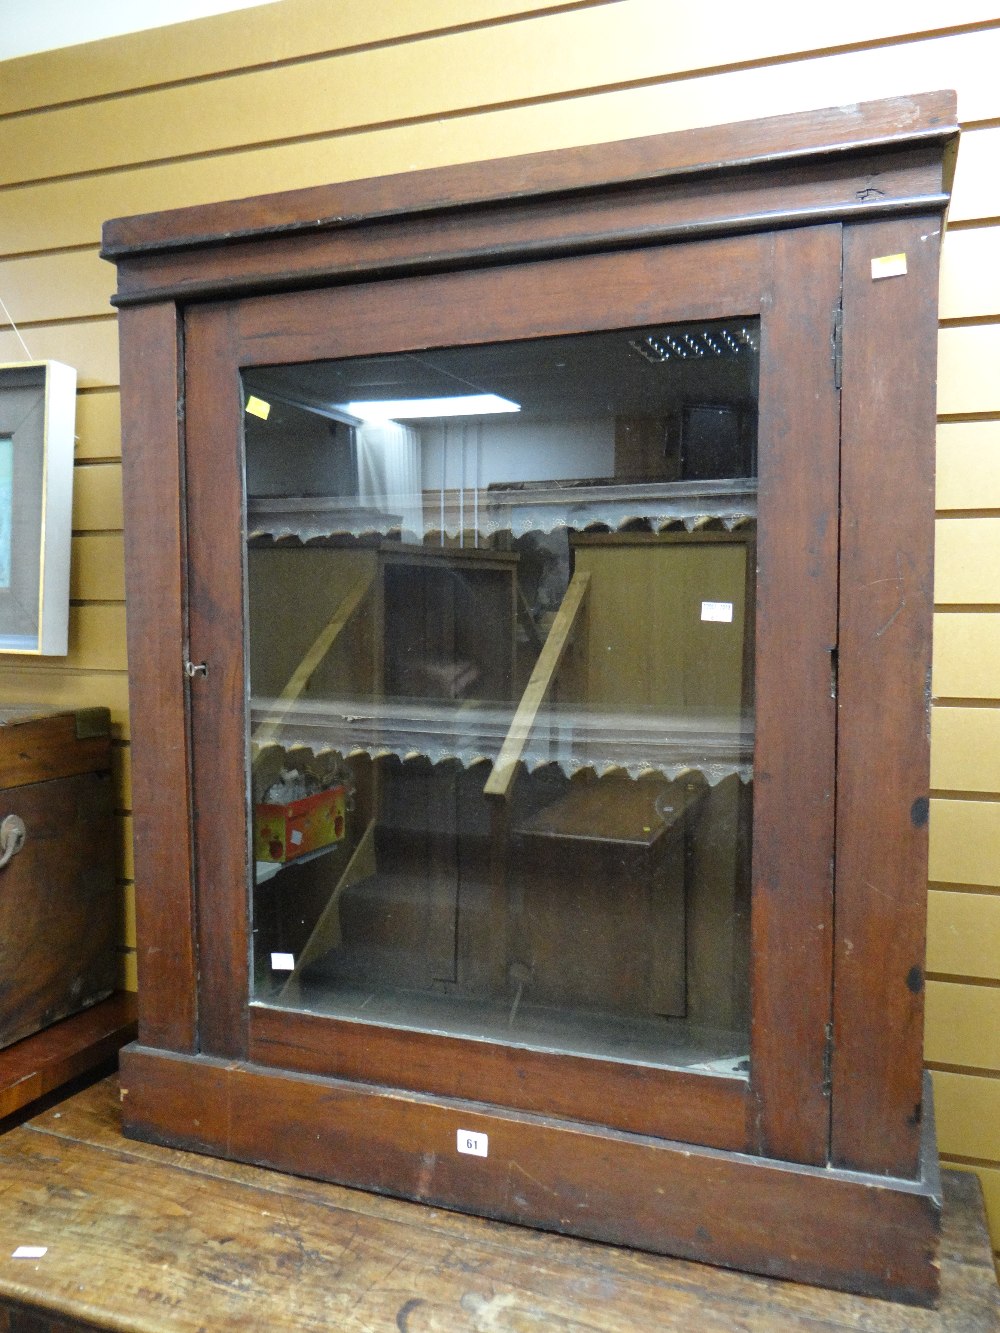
(2, 0, 998, 1261)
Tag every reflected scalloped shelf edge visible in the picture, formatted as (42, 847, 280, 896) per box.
(251, 704, 754, 788)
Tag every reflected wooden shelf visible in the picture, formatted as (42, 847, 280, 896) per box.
(0, 991, 137, 1122)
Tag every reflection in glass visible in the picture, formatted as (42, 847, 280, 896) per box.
(244, 320, 758, 1075)
(0, 438, 12, 589)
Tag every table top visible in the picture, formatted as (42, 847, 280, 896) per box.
(0, 1075, 995, 1332)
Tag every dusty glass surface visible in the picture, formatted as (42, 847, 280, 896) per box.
(244, 320, 758, 1075)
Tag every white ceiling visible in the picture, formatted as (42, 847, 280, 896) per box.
(0, 0, 284, 61)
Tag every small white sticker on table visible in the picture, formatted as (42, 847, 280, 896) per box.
(12, 1247, 47, 1259)
(270, 952, 295, 971)
(457, 1129, 488, 1157)
(701, 601, 733, 623)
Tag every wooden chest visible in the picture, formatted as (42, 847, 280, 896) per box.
(0, 706, 117, 1050)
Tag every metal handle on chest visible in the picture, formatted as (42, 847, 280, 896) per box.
(0, 815, 27, 870)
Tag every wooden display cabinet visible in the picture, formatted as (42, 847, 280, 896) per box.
(104, 92, 957, 1303)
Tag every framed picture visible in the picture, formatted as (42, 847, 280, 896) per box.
(0, 362, 76, 655)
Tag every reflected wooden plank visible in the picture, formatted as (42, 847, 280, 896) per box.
(484, 571, 589, 799)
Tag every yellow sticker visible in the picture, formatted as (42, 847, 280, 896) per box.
(245, 395, 271, 420)
(871, 253, 907, 280)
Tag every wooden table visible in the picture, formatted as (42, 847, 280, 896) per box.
(0, 1076, 995, 1332)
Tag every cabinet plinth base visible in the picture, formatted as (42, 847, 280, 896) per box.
(118, 1044, 942, 1306)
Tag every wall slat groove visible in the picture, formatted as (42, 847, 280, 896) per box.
(938, 325, 1000, 415)
(931, 792, 1000, 803)
(927, 974, 1000, 987)
(0, 324, 117, 388)
(0, 87, 993, 260)
(929, 882, 1000, 894)
(929, 798, 1000, 886)
(3, 4, 622, 127)
(0, 668, 129, 734)
(0, 25, 994, 194)
(0, 0, 607, 117)
(933, 614, 1000, 699)
(932, 706, 1000, 793)
(932, 1071, 1000, 1161)
(72, 464, 124, 529)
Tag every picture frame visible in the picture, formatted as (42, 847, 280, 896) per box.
(0, 362, 76, 655)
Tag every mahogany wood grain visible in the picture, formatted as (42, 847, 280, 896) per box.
(249, 1005, 749, 1150)
(0, 1078, 994, 1331)
(0, 993, 136, 1122)
(200, 230, 835, 1161)
(185, 232, 771, 1091)
(182, 303, 250, 1061)
(107, 152, 945, 308)
(0, 711, 109, 791)
(118, 302, 198, 1055)
(101, 91, 957, 259)
(748, 224, 841, 1166)
(0, 710, 117, 1055)
(231, 230, 772, 369)
(119, 1046, 943, 1305)
(831, 215, 941, 1178)
(105, 93, 955, 1302)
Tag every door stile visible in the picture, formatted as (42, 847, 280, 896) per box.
(184, 300, 252, 1061)
(749, 224, 842, 1166)
(119, 300, 199, 1055)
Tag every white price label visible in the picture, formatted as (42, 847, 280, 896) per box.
(457, 1129, 488, 1158)
(12, 1247, 47, 1260)
(701, 601, 734, 623)
(270, 952, 295, 971)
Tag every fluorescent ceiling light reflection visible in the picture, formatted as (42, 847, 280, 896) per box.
(341, 394, 520, 423)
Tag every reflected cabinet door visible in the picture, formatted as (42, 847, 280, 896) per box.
(183, 225, 841, 1164)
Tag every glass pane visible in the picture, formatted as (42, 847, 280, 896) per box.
(0, 368, 48, 648)
(0, 438, 12, 589)
(244, 318, 757, 1076)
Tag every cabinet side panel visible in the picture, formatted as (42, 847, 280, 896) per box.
(119, 302, 198, 1052)
(833, 214, 940, 1176)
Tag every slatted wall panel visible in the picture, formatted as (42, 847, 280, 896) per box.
(1, 0, 997, 1259)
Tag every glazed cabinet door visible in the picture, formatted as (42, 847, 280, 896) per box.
(182, 225, 841, 1165)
